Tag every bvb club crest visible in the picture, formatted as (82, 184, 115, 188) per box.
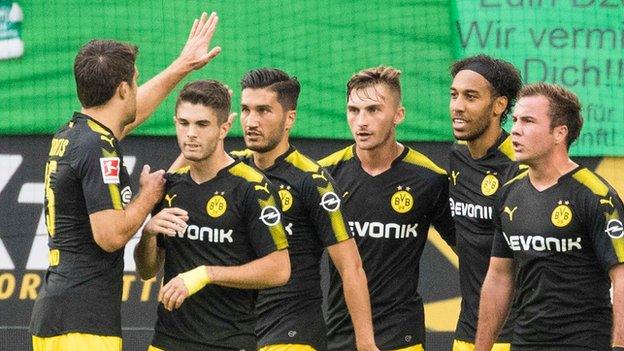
(481, 172, 499, 196)
(206, 192, 227, 218)
(391, 186, 413, 214)
(551, 200, 573, 227)
(279, 185, 293, 212)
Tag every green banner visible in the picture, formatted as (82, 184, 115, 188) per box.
(0, 1, 453, 142)
(453, 0, 623, 156)
(0, 1, 622, 156)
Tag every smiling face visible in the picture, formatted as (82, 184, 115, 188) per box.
(175, 102, 226, 162)
(346, 83, 404, 152)
(450, 69, 505, 142)
(240, 87, 293, 153)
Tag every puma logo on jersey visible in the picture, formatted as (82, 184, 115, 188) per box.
(600, 197, 614, 207)
(504, 206, 518, 221)
(254, 182, 270, 194)
(451, 170, 459, 186)
(100, 135, 115, 148)
(164, 194, 177, 207)
(312, 171, 327, 182)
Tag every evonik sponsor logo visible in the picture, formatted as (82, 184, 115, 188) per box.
(348, 221, 418, 239)
(179, 224, 234, 243)
(449, 197, 492, 220)
(502, 232, 582, 252)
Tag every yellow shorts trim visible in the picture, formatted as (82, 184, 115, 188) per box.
(259, 344, 317, 351)
(32, 333, 122, 351)
(148, 346, 165, 351)
(452, 339, 511, 351)
(391, 345, 424, 351)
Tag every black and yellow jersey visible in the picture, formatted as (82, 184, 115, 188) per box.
(30, 112, 132, 337)
(449, 131, 522, 343)
(319, 145, 456, 350)
(151, 161, 288, 351)
(492, 166, 624, 350)
(234, 146, 351, 351)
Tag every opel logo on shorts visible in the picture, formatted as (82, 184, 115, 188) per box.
(320, 192, 340, 212)
(605, 219, 624, 239)
(259, 206, 281, 226)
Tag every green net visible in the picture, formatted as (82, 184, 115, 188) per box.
(0, 1, 622, 156)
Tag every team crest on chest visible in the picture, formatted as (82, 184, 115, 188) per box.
(551, 200, 573, 227)
(206, 192, 227, 218)
(481, 172, 499, 196)
(278, 184, 293, 212)
(391, 186, 413, 214)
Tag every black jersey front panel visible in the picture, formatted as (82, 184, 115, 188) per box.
(152, 162, 288, 351)
(30, 113, 132, 337)
(449, 132, 521, 343)
(492, 167, 624, 350)
(320, 145, 456, 350)
(236, 147, 351, 351)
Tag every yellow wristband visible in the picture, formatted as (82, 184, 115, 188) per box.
(177, 266, 211, 295)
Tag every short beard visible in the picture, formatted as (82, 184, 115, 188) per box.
(246, 136, 281, 153)
(455, 103, 495, 142)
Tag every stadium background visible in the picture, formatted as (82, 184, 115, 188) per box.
(0, 1, 622, 350)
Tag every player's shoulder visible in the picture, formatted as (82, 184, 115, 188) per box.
(401, 146, 447, 176)
(283, 148, 322, 173)
(230, 148, 254, 161)
(318, 145, 354, 169)
(569, 167, 612, 198)
(166, 166, 190, 184)
(495, 133, 516, 161)
(227, 160, 267, 185)
(502, 167, 529, 188)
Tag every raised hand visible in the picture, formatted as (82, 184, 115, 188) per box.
(174, 11, 221, 73)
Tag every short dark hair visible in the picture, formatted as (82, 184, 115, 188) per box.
(451, 55, 522, 123)
(175, 80, 231, 124)
(240, 68, 300, 110)
(73, 40, 138, 108)
(347, 66, 402, 103)
(518, 82, 583, 150)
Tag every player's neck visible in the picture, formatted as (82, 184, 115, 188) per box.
(252, 138, 290, 170)
(356, 140, 404, 176)
(81, 106, 125, 139)
(466, 125, 502, 159)
(189, 148, 234, 184)
(528, 150, 577, 191)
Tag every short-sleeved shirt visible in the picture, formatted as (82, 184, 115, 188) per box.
(235, 146, 351, 351)
(151, 161, 288, 351)
(30, 112, 132, 337)
(492, 166, 624, 350)
(319, 145, 456, 350)
(449, 132, 522, 343)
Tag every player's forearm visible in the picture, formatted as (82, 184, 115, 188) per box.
(474, 270, 514, 351)
(91, 192, 156, 252)
(207, 250, 290, 289)
(168, 153, 189, 173)
(340, 266, 377, 350)
(134, 233, 162, 280)
(121, 61, 191, 139)
(611, 264, 624, 347)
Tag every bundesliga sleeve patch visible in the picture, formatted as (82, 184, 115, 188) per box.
(99, 157, 120, 184)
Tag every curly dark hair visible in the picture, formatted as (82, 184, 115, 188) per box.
(451, 55, 522, 124)
(240, 68, 300, 110)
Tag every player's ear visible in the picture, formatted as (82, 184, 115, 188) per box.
(219, 116, 232, 140)
(493, 96, 508, 118)
(285, 110, 296, 131)
(553, 124, 568, 146)
(394, 105, 405, 126)
(117, 81, 130, 100)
